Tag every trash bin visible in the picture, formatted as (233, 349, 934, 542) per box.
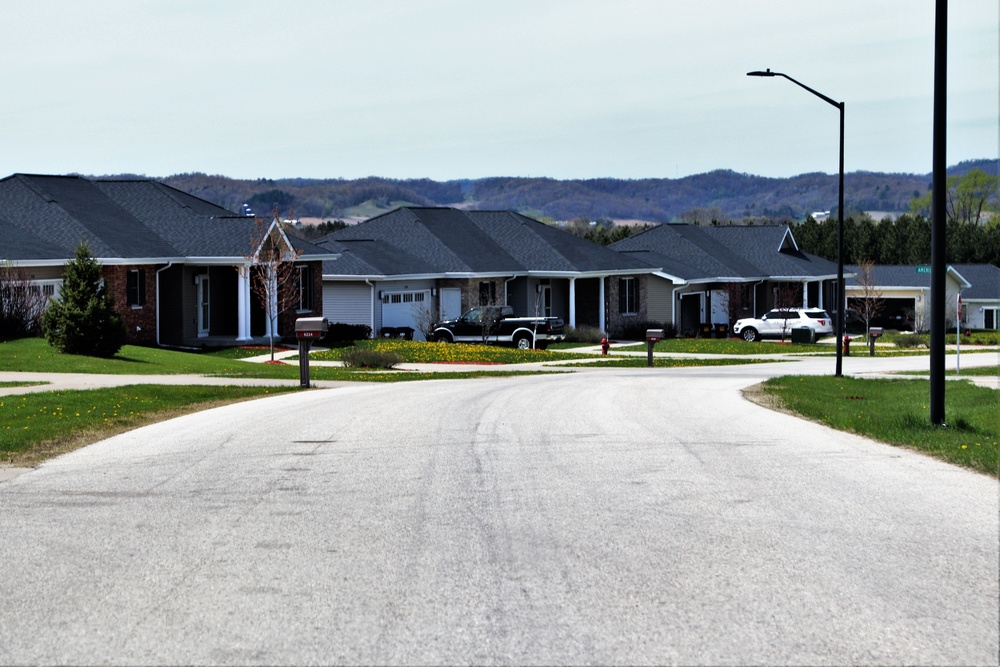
(791, 327, 814, 344)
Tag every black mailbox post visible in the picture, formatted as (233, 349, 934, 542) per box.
(295, 317, 328, 388)
(646, 328, 664, 367)
(868, 327, 883, 357)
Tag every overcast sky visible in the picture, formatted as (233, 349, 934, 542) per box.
(3, 1, 997, 181)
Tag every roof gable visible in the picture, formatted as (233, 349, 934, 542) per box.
(612, 224, 836, 281)
(321, 207, 653, 277)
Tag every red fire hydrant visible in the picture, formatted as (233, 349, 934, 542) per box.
(601, 337, 610, 356)
(843, 334, 851, 356)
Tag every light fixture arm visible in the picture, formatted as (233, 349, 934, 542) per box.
(747, 67, 846, 377)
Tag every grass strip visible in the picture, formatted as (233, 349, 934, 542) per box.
(752, 376, 999, 476)
(1, 385, 298, 466)
(556, 357, 780, 368)
(615, 339, 833, 355)
(0, 381, 49, 388)
(0, 339, 560, 381)
(305, 339, 586, 364)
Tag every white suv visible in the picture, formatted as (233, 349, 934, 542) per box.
(733, 308, 834, 342)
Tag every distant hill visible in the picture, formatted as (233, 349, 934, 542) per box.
(96, 159, 996, 224)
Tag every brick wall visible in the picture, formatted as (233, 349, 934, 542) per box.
(102, 265, 158, 345)
(606, 274, 648, 338)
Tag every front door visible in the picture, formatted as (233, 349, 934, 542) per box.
(440, 288, 462, 320)
(197, 274, 210, 336)
(540, 285, 552, 317)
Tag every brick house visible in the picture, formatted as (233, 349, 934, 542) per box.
(0, 174, 337, 347)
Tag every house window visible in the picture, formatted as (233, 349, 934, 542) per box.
(296, 265, 313, 311)
(619, 277, 637, 315)
(126, 269, 145, 307)
(479, 281, 496, 306)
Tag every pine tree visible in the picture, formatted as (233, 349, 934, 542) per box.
(43, 243, 126, 357)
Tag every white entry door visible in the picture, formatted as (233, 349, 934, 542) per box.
(440, 288, 462, 320)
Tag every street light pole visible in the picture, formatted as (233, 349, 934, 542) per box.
(748, 69, 845, 377)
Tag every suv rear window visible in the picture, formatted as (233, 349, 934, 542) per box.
(804, 310, 830, 319)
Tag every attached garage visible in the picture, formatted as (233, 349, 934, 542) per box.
(323, 281, 373, 327)
(380, 289, 431, 340)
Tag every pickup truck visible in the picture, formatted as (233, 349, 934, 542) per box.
(429, 305, 565, 349)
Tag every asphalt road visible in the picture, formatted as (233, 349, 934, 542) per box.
(1, 359, 997, 665)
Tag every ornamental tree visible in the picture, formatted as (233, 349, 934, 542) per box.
(43, 243, 126, 357)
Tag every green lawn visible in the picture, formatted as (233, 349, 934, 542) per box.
(615, 338, 833, 355)
(304, 339, 587, 364)
(559, 357, 781, 368)
(755, 376, 999, 476)
(0, 338, 549, 381)
(1, 384, 298, 466)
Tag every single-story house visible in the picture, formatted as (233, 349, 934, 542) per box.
(316, 207, 656, 339)
(0, 174, 338, 346)
(845, 264, 991, 331)
(953, 264, 1000, 330)
(610, 224, 841, 334)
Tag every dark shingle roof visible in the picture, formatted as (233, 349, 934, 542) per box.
(611, 223, 836, 281)
(0, 174, 334, 262)
(319, 207, 652, 277)
(951, 264, 1000, 300)
(846, 264, 991, 295)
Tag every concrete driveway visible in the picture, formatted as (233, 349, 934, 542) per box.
(0, 355, 997, 664)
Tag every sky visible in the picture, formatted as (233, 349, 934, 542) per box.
(2, 0, 997, 182)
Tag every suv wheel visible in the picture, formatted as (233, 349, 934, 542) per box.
(741, 327, 758, 342)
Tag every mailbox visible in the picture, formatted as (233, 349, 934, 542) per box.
(645, 329, 663, 367)
(295, 317, 329, 339)
(294, 317, 328, 389)
(868, 326, 883, 357)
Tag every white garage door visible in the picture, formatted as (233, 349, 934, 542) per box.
(381, 290, 430, 340)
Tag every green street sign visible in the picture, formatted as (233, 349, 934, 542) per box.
(916, 265, 931, 274)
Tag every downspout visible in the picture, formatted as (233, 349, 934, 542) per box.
(504, 275, 516, 306)
(154, 262, 174, 346)
(365, 279, 376, 338)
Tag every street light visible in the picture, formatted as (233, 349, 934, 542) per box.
(747, 68, 845, 377)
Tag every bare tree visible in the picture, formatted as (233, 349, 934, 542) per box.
(475, 279, 505, 344)
(851, 259, 885, 340)
(772, 282, 802, 342)
(241, 216, 302, 360)
(718, 282, 749, 337)
(0, 261, 49, 340)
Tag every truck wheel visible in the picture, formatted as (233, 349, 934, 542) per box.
(741, 327, 758, 342)
(434, 332, 452, 343)
(514, 334, 533, 350)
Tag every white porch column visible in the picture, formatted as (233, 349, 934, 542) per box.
(803, 281, 809, 308)
(598, 277, 606, 333)
(236, 268, 251, 342)
(267, 268, 279, 338)
(568, 277, 577, 328)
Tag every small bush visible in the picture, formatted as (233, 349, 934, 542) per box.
(1, 262, 47, 340)
(564, 325, 606, 343)
(891, 333, 929, 349)
(340, 348, 403, 369)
